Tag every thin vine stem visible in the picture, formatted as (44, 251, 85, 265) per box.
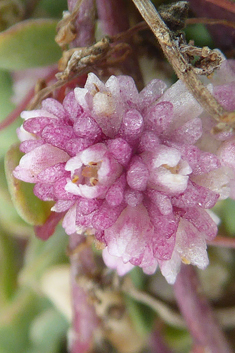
(174, 265, 233, 353)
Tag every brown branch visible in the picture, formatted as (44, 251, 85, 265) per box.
(131, 0, 234, 127)
(27, 73, 83, 110)
(56, 0, 83, 48)
(28, 36, 130, 109)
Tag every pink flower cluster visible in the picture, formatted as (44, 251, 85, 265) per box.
(14, 60, 235, 283)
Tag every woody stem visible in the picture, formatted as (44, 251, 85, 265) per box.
(132, 0, 227, 121)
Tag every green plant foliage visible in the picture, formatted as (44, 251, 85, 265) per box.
(36, 0, 68, 18)
(0, 288, 68, 353)
(0, 290, 46, 353)
(0, 231, 18, 305)
(164, 326, 192, 353)
(27, 308, 69, 353)
(0, 19, 61, 70)
(20, 227, 68, 285)
(185, 23, 214, 48)
(0, 70, 21, 158)
(125, 295, 155, 335)
(0, 70, 14, 121)
(220, 198, 235, 235)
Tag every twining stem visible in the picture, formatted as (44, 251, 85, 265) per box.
(131, 0, 227, 122)
(208, 235, 235, 249)
(186, 17, 235, 30)
(174, 265, 233, 353)
(65, 3, 98, 352)
(205, 0, 235, 14)
(0, 87, 33, 131)
(0, 68, 58, 130)
(96, 0, 130, 36)
(69, 241, 99, 353)
(67, 0, 95, 47)
(96, 0, 144, 90)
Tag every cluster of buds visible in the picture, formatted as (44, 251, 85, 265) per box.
(14, 59, 235, 283)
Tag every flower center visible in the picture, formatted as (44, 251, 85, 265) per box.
(162, 163, 180, 174)
(80, 161, 101, 186)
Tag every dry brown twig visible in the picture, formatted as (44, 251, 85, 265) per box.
(55, 0, 83, 49)
(131, 0, 235, 132)
(28, 36, 132, 109)
(56, 36, 131, 79)
(56, 36, 111, 79)
(179, 43, 222, 76)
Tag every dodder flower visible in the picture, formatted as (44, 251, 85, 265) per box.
(14, 62, 235, 284)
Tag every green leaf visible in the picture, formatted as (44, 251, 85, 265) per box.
(4, 143, 53, 226)
(185, 23, 214, 48)
(165, 326, 191, 353)
(19, 227, 68, 285)
(27, 308, 68, 353)
(0, 19, 61, 70)
(0, 289, 52, 353)
(0, 231, 18, 305)
(0, 70, 15, 121)
(0, 70, 21, 158)
(129, 267, 146, 290)
(220, 198, 235, 235)
(0, 290, 39, 353)
(0, 158, 32, 238)
(37, 0, 68, 18)
(125, 296, 155, 335)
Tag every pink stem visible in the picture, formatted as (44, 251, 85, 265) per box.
(174, 264, 233, 353)
(96, 0, 144, 90)
(0, 68, 58, 131)
(69, 237, 99, 353)
(34, 212, 65, 240)
(96, 0, 129, 36)
(66, 4, 99, 351)
(67, 0, 96, 47)
(0, 89, 33, 131)
(208, 235, 235, 249)
(205, 0, 235, 14)
(150, 326, 174, 353)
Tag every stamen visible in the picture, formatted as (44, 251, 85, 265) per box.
(72, 175, 79, 183)
(162, 163, 180, 174)
(181, 256, 191, 265)
(94, 239, 106, 250)
(93, 83, 100, 92)
(90, 177, 99, 186)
